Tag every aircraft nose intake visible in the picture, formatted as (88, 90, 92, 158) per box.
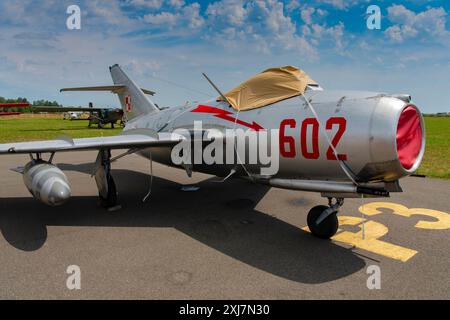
(396, 105, 424, 171)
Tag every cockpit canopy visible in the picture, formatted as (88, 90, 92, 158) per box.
(220, 66, 318, 111)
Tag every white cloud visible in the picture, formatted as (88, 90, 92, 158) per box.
(319, 0, 347, 10)
(124, 59, 162, 75)
(0, 1, 27, 26)
(204, 0, 318, 59)
(143, 11, 177, 25)
(385, 5, 448, 43)
(206, 0, 247, 27)
(309, 22, 345, 52)
(315, 0, 368, 10)
(285, 0, 300, 12)
(298, 5, 345, 54)
(169, 0, 185, 9)
(301, 7, 315, 25)
(143, 2, 204, 29)
(385, 25, 415, 43)
(183, 3, 204, 29)
(87, 0, 134, 27)
(127, 0, 164, 9)
(201, 0, 347, 58)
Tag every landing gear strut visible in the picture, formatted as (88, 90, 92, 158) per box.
(94, 149, 120, 210)
(307, 198, 343, 239)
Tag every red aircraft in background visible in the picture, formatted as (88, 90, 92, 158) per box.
(0, 103, 30, 116)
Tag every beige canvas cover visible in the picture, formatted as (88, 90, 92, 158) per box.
(221, 66, 317, 111)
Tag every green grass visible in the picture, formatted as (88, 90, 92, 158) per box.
(0, 115, 449, 179)
(0, 116, 122, 143)
(416, 117, 450, 179)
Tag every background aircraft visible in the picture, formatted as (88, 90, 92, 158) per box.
(63, 111, 83, 120)
(34, 104, 125, 128)
(0, 65, 425, 239)
(0, 102, 30, 117)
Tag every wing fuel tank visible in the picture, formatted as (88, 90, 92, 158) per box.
(23, 161, 71, 206)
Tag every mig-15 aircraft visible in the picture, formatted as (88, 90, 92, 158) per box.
(34, 104, 125, 128)
(0, 65, 424, 239)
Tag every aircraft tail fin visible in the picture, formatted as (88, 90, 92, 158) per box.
(109, 64, 159, 120)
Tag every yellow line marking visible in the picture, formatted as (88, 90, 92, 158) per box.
(303, 215, 418, 262)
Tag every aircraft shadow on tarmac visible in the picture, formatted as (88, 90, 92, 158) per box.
(0, 162, 366, 284)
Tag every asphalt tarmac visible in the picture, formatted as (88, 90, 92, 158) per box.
(0, 151, 448, 299)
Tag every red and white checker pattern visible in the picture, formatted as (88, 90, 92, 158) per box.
(125, 96, 132, 112)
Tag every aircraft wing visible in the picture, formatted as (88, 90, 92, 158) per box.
(0, 103, 30, 108)
(0, 131, 183, 155)
(60, 85, 155, 96)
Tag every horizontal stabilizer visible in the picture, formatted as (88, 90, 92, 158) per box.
(60, 85, 155, 96)
(140, 88, 156, 95)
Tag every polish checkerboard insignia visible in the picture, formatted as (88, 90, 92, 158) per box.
(125, 96, 132, 112)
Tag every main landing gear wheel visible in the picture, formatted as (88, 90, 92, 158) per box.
(307, 198, 343, 239)
(94, 149, 120, 211)
(99, 175, 117, 209)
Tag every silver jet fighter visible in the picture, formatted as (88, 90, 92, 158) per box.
(0, 65, 425, 239)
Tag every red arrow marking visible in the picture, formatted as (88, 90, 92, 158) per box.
(191, 105, 264, 131)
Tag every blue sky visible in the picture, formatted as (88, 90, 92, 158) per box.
(0, 0, 448, 112)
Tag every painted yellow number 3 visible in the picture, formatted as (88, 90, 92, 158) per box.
(302, 202, 450, 262)
(333, 216, 418, 262)
(359, 202, 450, 230)
(303, 216, 418, 262)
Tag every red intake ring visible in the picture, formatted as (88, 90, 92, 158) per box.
(396, 105, 423, 170)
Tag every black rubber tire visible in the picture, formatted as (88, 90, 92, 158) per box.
(307, 205, 339, 239)
(100, 176, 117, 208)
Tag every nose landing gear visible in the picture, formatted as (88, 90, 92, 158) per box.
(307, 198, 344, 239)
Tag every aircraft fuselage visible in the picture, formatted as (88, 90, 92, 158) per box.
(124, 89, 425, 184)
